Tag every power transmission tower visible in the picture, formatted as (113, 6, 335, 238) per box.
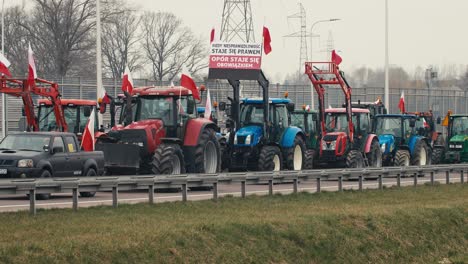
(220, 0, 256, 43)
(284, 3, 309, 72)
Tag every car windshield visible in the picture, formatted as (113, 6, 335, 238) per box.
(451, 116, 468, 136)
(325, 113, 358, 133)
(375, 117, 402, 137)
(0, 134, 51, 151)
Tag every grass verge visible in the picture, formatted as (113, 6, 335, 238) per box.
(0, 184, 466, 263)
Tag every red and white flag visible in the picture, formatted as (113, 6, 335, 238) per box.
(398, 91, 405, 113)
(205, 89, 212, 120)
(422, 117, 429, 128)
(263, 26, 272, 55)
(0, 53, 12, 77)
(28, 43, 37, 86)
(81, 108, 96, 151)
(210, 28, 215, 44)
(180, 71, 200, 100)
(331, 50, 342, 65)
(121, 65, 134, 94)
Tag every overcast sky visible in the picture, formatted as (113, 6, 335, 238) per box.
(128, 0, 467, 80)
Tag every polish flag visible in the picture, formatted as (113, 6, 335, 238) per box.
(81, 108, 96, 151)
(422, 117, 429, 128)
(121, 65, 134, 94)
(180, 72, 200, 100)
(0, 53, 12, 77)
(205, 89, 212, 120)
(263, 26, 272, 55)
(398, 91, 405, 113)
(28, 43, 37, 86)
(210, 28, 215, 44)
(331, 50, 342, 65)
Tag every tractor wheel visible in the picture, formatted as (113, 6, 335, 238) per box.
(79, 168, 97, 198)
(286, 136, 306, 170)
(152, 143, 186, 175)
(431, 135, 445, 164)
(367, 140, 382, 168)
(346, 150, 364, 168)
(258, 146, 283, 171)
(394, 149, 411, 167)
(192, 129, 221, 174)
(303, 149, 316, 170)
(411, 141, 429, 166)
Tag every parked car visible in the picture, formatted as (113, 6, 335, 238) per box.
(0, 132, 105, 199)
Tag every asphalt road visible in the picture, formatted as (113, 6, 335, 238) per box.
(0, 172, 465, 213)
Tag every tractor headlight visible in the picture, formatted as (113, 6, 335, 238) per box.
(245, 135, 252, 145)
(321, 140, 327, 149)
(234, 135, 238, 144)
(380, 143, 386, 152)
(321, 140, 336, 150)
(17, 159, 34, 168)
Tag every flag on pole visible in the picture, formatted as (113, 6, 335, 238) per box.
(121, 65, 134, 94)
(81, 108, 96, 151)
(28, 43, 37, 86)
(331, 50, 342, 65)
(210, 28, 215, 44)
(205, 89, 212, 120)
(180, 72, 200, 100)
(263, 26, 272, 55)
(0, 53, 12, 77)
(398, 91, 405, 113)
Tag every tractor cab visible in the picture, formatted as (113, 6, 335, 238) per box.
(37, 99, 99, 136)
(291, 108, 319, 150)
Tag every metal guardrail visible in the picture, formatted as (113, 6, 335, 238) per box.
(0, 164, 466, 215)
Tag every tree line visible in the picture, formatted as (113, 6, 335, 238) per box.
(3, 0, 208, 81)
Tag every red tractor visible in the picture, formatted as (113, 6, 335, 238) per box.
(96, 86, 221, 175)
(305, 61, 382, 168)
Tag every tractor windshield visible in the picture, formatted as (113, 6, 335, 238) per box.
(38, 105, 96, 133)
(240, 104, 270, 126)
(131, 96, 190, 125)
(291, 113, 305, 129)
(325, 113, 358, 133)
(451, 116, 468, 136)
(375, 117, 402, 137)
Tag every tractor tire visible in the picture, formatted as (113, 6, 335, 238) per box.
(411, 141, 429, 166)
(258, 146, 283, 171)
(394, 149, 411, 167)
(431, 135, 445, 164)
(346, 150, 364, 168)
(286, 136, 306, 170)
(79, 168, 97, 197)
(303, 149, 316, 170)
(192, 128, 221, 174)
(367, 140, 382, 168)
(152, 143, 186, 175)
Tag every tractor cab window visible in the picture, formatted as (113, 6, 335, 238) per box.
(375, 117, 402, 137)
(291, 113, 305, 130)
(38, 105, 56, 131)
(240, 104, 269, 126)
(138, 96, 175, 125)
(325, 113, 358, 133)
(451, 117, 468, 136)
(358, 113, 370, 134)
(273, 105, 288, 127)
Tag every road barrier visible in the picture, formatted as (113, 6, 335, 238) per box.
(0, 164, 466, 215)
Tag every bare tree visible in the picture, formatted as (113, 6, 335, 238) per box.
(3, 6, 29, 77)
(141, 11, 208, 82)
(101, 7, 142, 79)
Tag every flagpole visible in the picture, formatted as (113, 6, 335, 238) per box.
(1, 0, 6, 138)
(384, 0, 390, 112)
(96, 0, 103, 124)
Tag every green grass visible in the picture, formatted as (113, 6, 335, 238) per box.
(0, 184, 467, 263)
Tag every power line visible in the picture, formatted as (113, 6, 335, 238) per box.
(284, 3, 309, 73)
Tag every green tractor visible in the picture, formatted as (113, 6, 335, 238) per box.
(443, 113, 468, 163)
(291, 107, 320, 169)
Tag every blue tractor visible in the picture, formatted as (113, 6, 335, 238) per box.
(373, 114, 433, 166)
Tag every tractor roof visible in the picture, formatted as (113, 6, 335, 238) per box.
(375, 114, 417, 119)
(450, 114, 468, 118)
(38, 99, 97, 106)
(325, 108, 370, 113)
(240, 98, 291, 104)
(132, 86, 193, 97)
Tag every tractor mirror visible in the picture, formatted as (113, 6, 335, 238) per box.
(187, 99, 195, 115)
(219, 102, 226, 111)
(436, 117, 441, 124)
(287, 102, 295, 112)
(21, 107, 25, 116)
(312, 114, 317, 121)
(83, 106, 92, 117)
(409, 119, 416, 127)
